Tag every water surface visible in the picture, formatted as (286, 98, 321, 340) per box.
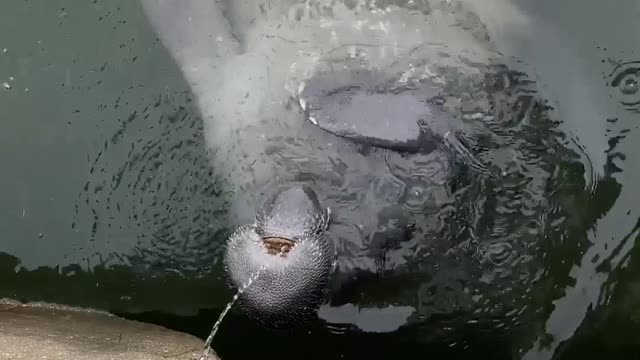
(0, 0, 639, 359)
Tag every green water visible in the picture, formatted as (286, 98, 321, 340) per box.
(1, 1, 639, 359)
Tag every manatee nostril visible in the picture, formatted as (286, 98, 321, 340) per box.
(261, 236, 296, 257)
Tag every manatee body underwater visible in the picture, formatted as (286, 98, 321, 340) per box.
(140, 0, 570, 342)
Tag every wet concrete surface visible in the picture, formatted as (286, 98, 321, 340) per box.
(0, 299, 220, 360)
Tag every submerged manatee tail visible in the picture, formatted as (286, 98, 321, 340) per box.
(139, 0, 239, 65)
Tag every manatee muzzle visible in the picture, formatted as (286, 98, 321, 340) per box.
(223, 185, 335, 328)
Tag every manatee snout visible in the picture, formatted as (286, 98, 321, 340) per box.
(223, 185, 335, 328)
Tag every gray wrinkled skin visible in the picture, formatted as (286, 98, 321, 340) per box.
(223, 185, 335, 328)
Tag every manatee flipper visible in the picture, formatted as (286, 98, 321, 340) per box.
(416, 115, 490, 175)
(300, 83, 426, 153)
(442, 130, 489, 174)
(298, 69, 489, 174)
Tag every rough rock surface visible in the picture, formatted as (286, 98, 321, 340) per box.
(0, 300, 220, 360)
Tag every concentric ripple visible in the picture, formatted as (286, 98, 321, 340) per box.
(70, 90, 229, 276)
(607, 60, 640, 112)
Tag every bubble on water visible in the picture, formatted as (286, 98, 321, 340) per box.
(620, 76, 639, 95)
(2, 82, 11, 90)
(607, 60, 640, 111)
(483, 241, 514, 266)
(401, 183, 431, 214)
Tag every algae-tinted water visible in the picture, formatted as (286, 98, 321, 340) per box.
(1, 1, 639, 359)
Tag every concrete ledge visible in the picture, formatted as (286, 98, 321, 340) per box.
(0, 300, 220, 360)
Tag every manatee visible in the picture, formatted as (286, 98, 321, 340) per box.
(140, 0, 514, 330)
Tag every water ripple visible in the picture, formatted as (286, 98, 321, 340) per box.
(607, 60, 640, 112)
(380, 59, 590, 337)
(71, 90, 227, 277)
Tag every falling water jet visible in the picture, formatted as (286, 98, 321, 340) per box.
(199, 243, 290, 360)
(200, 185, 333, 357)
(199, 265, 265, 360)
